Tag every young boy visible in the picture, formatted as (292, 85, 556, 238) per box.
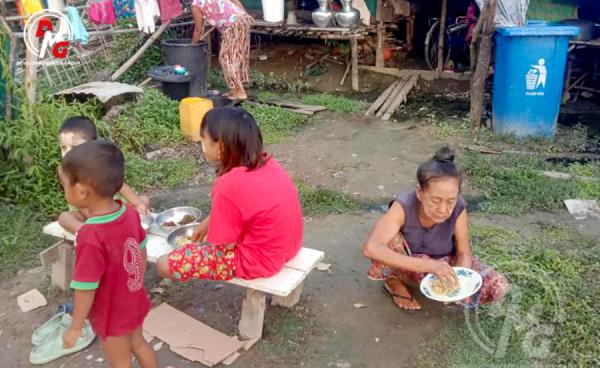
(59, 140, 158, 368)
(57, 116, 150, 234)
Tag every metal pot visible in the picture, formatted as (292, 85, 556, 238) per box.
(312, 0, 333, 28)
(559, 19, 600, 41)
(334, 0, 360, 29)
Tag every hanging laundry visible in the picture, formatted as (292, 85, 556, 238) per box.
(65, 6, 89, 45)
(17, 0, 43, 27)
(89, 0, 116, 25)
(134, 0, 160, 34)
(47, 0, 65, 12)
(158, 0, 182, 23)
(113, 0, 136, 19)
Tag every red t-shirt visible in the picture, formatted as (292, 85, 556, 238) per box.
(206, 157, 303, 279)
(71, 202, 151, 340)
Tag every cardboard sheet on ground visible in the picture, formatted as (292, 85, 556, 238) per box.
(143, 303, 243, 366)
(564, 199, 600, 220)
(17, 289, 47, 312)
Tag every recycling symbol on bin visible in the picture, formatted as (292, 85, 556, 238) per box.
(525, 58, 547, 91)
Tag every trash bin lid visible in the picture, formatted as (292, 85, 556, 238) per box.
(497, 25, 579, 37)
(148, 66, 194, 83)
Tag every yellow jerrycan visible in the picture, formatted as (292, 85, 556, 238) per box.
(179, 97, 213, 142)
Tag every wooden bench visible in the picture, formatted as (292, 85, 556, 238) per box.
(42, 221, 324, 345)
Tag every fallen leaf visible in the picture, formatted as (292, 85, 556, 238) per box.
(316, 263, 331, 272)
(353, 303, 367, 309)
(153, 341, 164, 351)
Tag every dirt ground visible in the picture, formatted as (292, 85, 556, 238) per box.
(1, 112, 598, 368)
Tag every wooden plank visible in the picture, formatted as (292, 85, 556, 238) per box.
(375, 76, 406, 118)
(110, 21, 171, 81)
(382, 74, 418, 120)
(284, 248, 324, 272)
(358, 66, 471, 81)
(39, 240, 65, 266)
(259, 99, 326, 112)
(43, 222, 75, 241)
(365, 79, 399, 116)
(25, 40, 38, 104)
(375, 0, 384, 68)
(51, 242, 74, 291)
(228, 267, 307, 297)
(351, 37, 359, 91)
(436, 0, 448, 77)
(271, 281, 304, 308)
(238, 289, 266, 340)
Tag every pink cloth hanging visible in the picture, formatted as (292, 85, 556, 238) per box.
(158, 0, 182, 23)
(89, 0, 116, 25)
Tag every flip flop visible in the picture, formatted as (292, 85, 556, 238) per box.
(383, 282, 422, 311)
(29, 320, 95, 365)
(31, 312, 71, 346)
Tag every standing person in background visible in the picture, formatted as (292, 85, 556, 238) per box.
(191, 0, 254, 100)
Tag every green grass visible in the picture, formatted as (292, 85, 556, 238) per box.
(300, 93, 366, 113)
(0, 205, 53, 279)
(462, 152, 600, 215)
(125, 156, 198, 191)
(296, 181, 370, 216)
(111, 89, 185, 154)
(415, 223, 600, 367)
(243, 103, 310, 144)
(257, 91, 366, 114)
(260, 307, 319, 365)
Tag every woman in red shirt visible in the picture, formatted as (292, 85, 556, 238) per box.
(157, 107, 303, 281)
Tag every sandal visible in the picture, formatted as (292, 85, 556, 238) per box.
(383, 279, 422, 311)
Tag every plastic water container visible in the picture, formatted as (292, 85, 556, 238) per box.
(492, 25, 579, 138)
(179, 98, 213, 142)
(262, 0, 284, 22)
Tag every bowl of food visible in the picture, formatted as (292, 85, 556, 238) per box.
(155, 207, 202, 233)
(140, 214, 154, 231)
(166, 223, 200, 248)
(419, 267, 482, 303)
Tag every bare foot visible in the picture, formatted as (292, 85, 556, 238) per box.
(384, 278, 422, 311)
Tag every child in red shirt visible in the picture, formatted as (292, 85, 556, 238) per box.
(157, 107, 303, 281)
(59, 140, 158, 368)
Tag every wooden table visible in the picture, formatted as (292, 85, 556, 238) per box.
(252, 20, 370, 91)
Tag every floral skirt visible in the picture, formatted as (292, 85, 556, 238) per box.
(368, 234, 509, 305)
(167, 243, 236, 282)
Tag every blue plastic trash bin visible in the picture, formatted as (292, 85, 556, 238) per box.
(492, 25, 579, 138)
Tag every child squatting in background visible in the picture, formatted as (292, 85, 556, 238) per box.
(57, 116, 150, 234)
(59, 140, 158, 368)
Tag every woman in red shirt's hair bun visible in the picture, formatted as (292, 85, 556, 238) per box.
(157, 107, 303, 281)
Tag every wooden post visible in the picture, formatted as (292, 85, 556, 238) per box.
(469, 0, 497, 128)
(238, 289, 267, 340)
(110, 21, 171, 81)
(1, 17, 15, 120)
(469, 11, 485, 74)
(25, 42, 38, 104)
(271, 281, 304, 308)
(375, 0, 384, 68)
(47, 242, 74, 291)
(351, 36, 359, 91)
(435, 0, 448, 77)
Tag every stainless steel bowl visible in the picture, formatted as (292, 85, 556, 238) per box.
(166, 223, 200, 248)
(140, 214, 154, 231)
(155, 207, 202, 233)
